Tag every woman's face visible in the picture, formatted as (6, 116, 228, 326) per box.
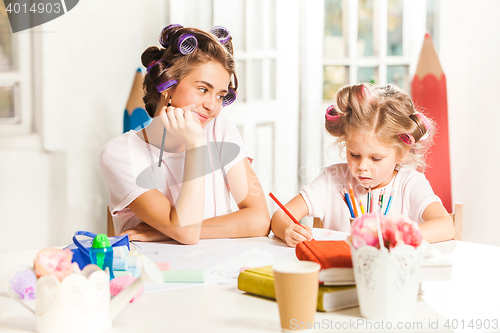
(167, 61, 231, 128)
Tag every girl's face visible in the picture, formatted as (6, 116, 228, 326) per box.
(346, 131, 406, 189)
(166, 61, 231, 129)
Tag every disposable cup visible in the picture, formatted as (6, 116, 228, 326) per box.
(273, 261, 321, 332)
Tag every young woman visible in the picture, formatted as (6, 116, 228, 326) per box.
(100, 25, 269, 244)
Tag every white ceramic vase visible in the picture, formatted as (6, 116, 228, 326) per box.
(350, 244, 422, 320)
(35, 270, 111, 333)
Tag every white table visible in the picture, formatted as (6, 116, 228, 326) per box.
(0, 236, 499, 333)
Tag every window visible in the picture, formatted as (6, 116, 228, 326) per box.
(322, 0, 416, 102)
(0, 1, 33, 136)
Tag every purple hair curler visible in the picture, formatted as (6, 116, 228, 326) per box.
(156, 79, 178, 93)
(159, 24, 183, 48)
(222, 89, 237, 107)
(177, 34, 198, 55)
(210, 26, 231, 44)
(146, 59, 166, 73)
(325, 104, 341, 121)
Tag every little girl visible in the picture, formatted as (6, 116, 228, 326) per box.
(100, 25, 269, 244)
(271, 83, 456, 247)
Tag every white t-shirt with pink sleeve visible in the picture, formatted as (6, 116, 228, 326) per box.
(299, 163, 441, 232)
(100, 114, 252, 235)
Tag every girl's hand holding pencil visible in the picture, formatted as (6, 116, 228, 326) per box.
(269, 192, 313, 247)
(282, 223, 313, 248)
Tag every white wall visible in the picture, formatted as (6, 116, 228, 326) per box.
(440, 0, 500, 246)
(0, 0, 167, 254)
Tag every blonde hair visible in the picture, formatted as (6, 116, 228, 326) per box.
(325, 83, 435, 171)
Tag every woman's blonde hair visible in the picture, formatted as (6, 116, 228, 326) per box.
(325, 83, 435, 171)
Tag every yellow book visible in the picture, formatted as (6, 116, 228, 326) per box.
(237, 265, 358, 312)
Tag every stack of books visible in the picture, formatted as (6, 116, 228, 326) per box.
(237, 265, 358, 312)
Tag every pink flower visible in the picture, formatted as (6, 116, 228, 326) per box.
(349, 213, 422, 250)
(350, 212, 381, 249)
(397, 219, 422, 248)
(34, 248, 74, 281)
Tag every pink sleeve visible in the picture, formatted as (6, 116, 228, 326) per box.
(300, 171, 329, 219)
(405, 172, 442, 223)
(99, 144, 150, 214)
(214, 115, 253, 174)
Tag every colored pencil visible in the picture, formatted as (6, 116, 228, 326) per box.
(348, 183, 358, 217)
(158, 127, 167, 167)
(268, 193, 312, 237)
(359, 199, 365, 214)
(340, 191, 347, 205)
(371, 188, 375, 212)
(343, 187, 355, 218)
(367, 187, 371, 213)
(384, 190, 395, 215)
(379, 188, 385, 210)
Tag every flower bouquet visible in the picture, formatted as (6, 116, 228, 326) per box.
(7, 246, 163, 333)
(348, 212, 423, 320)
(7, 247, 110, 333)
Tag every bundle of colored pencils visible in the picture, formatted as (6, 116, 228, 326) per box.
(341, 183, 394, 219)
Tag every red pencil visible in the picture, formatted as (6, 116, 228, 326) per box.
(269, 192, 312, 237)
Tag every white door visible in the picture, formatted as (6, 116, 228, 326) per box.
(168, 0, 300, 214)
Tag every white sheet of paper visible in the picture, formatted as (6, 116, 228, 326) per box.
(135, 236, 297, 292)
(312, 228, 350, 241)
(135, 229, 349, 292)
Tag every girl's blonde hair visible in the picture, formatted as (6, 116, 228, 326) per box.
(325, 83, 435, 171)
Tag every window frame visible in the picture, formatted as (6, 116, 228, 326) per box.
(0, 28, 33, 136)
(322, 0, 425, 101)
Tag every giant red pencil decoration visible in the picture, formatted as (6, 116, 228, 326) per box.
(411, 32, 452, 212)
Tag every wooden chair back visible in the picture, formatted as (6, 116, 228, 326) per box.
(107, 207, 116, 237)
(312, 203, 463, 241)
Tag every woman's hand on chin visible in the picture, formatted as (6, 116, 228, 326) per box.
(159, 105, 205, 149)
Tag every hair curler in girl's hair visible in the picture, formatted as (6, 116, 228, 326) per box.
(412, 112, 432, 141)
(177, 34, 198, 55)
(159, 24, 183, 48)
(398, 112, 432, 145)
(398, 133, 416, 145)
(222, 89, 237, 106)
(210, 26, 231, 44)
(325, 104, 341, 121)
(156, 79, 178, 93)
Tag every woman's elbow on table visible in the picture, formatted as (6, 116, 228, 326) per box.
(174, 232, 201, 245)
(248, 210, 271, 236)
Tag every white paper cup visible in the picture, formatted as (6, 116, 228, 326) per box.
(273, 261, 321, 332)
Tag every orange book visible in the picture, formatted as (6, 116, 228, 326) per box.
(295, 240, 354, 285)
